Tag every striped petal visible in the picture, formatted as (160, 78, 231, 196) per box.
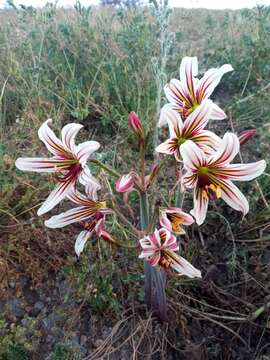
(155, 138, 179, 156)
(179, 56, 198, 101)
(76, 140, 100, 166)
(159, 214, 173, 232)
(148, 251, 161, 267)
(159, 104, 183, 137)
(79, 166, 101, 197)
(209, 132, 240, 166)
(67, 188, 90, 206)
(162, 232, 179, 251)
(180, 140, 205, 171)
(75, 230, 91, 257)
(182, 172, 198, 189)
(38, 119, 69, 157)
(37, 180, 75, 216)
(169, 253, 201, 278)
(191, 129, 221, 148)
(164, 79, 192, 109)
(214, 160, 266, 181)
(197, 64, 233, 102)
(61, 123, 83, 152)
(183, 99, 213, 137)
(45, 205, 94, 228)
(210, 102, 227, 120)
(219, 179, 249, 215)
(15, 157, 74, 173)
(164, 207, 194, 226)
(190, 187, 209, 226)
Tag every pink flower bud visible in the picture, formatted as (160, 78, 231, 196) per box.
(238, 129, 256, 145)
(128, 112, 144, 139)
(115, 173, 134, 193)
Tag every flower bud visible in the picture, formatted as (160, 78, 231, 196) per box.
(238, 129, 256, 145)
(128, 112, 144, 140)
(115, 173, 134, 193)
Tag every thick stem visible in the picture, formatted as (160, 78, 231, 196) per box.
(89, 159, 120, 178)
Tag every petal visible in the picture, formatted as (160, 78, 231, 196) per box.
(169, 253, 201, 278)
(76, 141, 100, 166)
(15, 157, 73, 173)
(115, 173, 134, 193)
(197, 64, 233, 101)
(190, 129, 222, 149)
(37, 180, 75, 216)
(61, 123, 83, 152)
(148, 251, 161, 266)
(214, 160, 266, 181)
(155, 138, 179, 156)
(45, 206, 94, 228)
(149, 229, 161, 249)
(218, 179, 249, 215)
(190, 187, 209, 226)
(67, 188, 90, 205)
(38, 119, 68, 157)
(182, 172, 198, 189)
(159, 214, 172, 232)
(210, 102, 227, 120)
(159, 104, 183, 137)
(75, 231, 91, 257)
(180, 140, 205, 171)
(164, 79, 192, 109)
(165, 207, 194, 226)
(209, 132, 240, 166)
(163, 232, 179, 251)
(179, 56, 198, 101)
(79, 166, 101, 197)
(182, 99, 213, 136)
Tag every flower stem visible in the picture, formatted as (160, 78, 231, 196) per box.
(89, 159, 120, 178)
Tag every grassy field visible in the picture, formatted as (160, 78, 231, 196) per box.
(1, 2, 270, 359)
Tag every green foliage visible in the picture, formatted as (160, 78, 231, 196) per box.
(0, 319, 29, 360)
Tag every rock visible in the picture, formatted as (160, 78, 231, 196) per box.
(6, 299, 25, 319)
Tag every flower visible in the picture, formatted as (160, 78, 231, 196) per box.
(159, 56, 233, 125)
(128, 111, 144, 140)
(180, 133, 266, 225)
(155, 100, 221, 161)
(139, 228, 201, 278)
(238, 129, 256, 145)
(15, 119, 100, 215)
(45, 188, 112, 256)
(159, 207, 194, 234)
(115, 173, 134, 192)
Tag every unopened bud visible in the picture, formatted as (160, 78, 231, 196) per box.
(238, 129, 256, 145)
(115, 173, 134, 193)
(128, 112, 144, 140)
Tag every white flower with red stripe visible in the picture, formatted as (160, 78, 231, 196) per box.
(115, 173, 134, 192)
(15, 119, 100, 215)
(45, 188, 112, 256)
(159, 207, 194, 235)
(159, 56, 233, 125)
(180, 133, 266, 225)
(139, 228, 201, 278)
(156, 100, 221, 161)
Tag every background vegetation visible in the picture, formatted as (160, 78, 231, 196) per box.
(0, 2, 270, 359)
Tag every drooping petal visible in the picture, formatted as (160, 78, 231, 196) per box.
(197, 64, 233, 102)
(162, 232, 179, 251)
(15, 157, 74, 173)
(67, 188, 91, 206)
(148, 251, 161, 266)
(180, 140, 205, 171)
(179, 56, 198, 101)
(165, 207, 195, 226)
(209, 132, 240, 166)
(182, 172, 198, 189)
(191, 129, 221, 148)
(75, 230, 91, 257)
(159, 214, 172, 232)
(38, 119, 69, 157)
(45, 205, 95, 228)
(164, 79, 192, 109)
(182, 99, 213, 137)
(79, 166, 101, 198)
(214, 160, 266, 181)
(115, 173, 134, 193)
(61, 123, 83, 152)
(155, 138, 179, 156)
(218, 179, 249, 215)
(76, 141, 100, 166)
(37, 180, 75, 216)
(238, 129, 257, 145)
(169, 253, 201, 278)
(150, 229, 161, 248)
(210, 102, 227, 120)
(190, 187, 209, 226)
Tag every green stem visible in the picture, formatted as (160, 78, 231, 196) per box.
(89, 159, 120, 178)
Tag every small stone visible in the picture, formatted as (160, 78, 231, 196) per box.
(6, 299, 24, 319)
(80, 335, 87, 346)
(31, 301, 45, 317)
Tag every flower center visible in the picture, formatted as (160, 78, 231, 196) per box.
(177, 137, 186, 146)
(197, 167, 222, 200)
(55, 161, 82, 183)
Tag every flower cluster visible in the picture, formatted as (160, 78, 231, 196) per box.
(15, 57, 266, 289)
